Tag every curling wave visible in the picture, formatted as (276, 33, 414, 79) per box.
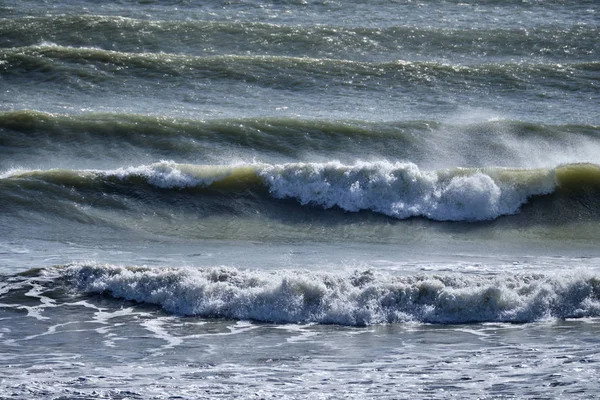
(4, 161, 600, 222)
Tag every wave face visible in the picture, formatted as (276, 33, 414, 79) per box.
(34, 263, 599, 325)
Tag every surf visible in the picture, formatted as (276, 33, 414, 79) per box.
(3, 263, 599, 325)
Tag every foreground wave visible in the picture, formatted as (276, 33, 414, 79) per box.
(8, 264, 597, 325)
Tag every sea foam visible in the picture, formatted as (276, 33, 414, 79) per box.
(108, 162, 235, 189)
(258, 161, 556, 221)
(54, 264, 600, 326)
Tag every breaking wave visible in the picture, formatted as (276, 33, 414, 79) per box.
(3, 161, 600, 222)
(21, 263, 599, 325)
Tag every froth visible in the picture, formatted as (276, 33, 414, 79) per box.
(108, 161, 235, 189)
(56, 264, 600, 325)
(259, 161, 556, 221)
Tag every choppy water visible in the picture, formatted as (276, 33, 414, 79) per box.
(1, 1, 599, 398)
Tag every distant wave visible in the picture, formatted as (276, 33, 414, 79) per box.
(1, 15, 596, 62)
(2, 45, 597, 92)
(3, 161, 600, 222)
(15, 263, 597, 325)
(3, 110, 598, 141)
(2, 110, 599, 167)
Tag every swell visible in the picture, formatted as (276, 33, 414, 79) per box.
(0, 110, 432, 159)
(2, 161, 600, 223)
(1, 15, 596, 61)
(2, 44, 597, 92)
(5, 263, 600, 325)
(2, 110, 599, 168)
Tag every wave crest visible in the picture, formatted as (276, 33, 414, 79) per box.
(260, 161, 556, 221)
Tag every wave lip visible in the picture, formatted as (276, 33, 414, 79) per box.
(52, 264, 600, 326)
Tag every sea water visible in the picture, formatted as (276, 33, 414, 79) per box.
(1, 1, 599, 398)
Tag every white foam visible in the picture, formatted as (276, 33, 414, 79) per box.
(258, 161, 556, 221)
(107, 161, 234, 189)
(141, 317, 184, 352)
(56, 264, 600, 326)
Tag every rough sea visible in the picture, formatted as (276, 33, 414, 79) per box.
(1, 1, 599, 398)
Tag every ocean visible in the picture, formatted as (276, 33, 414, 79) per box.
(1, 0, 599, 398)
